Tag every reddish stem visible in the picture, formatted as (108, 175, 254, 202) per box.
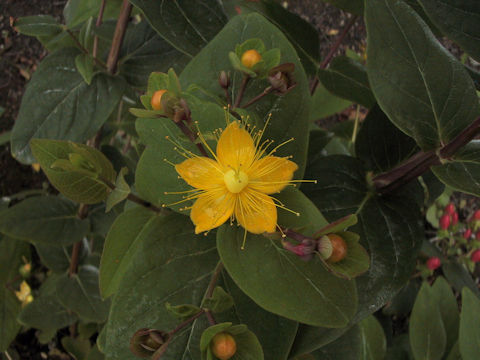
(106, 0, 132, 74)
(310, 16, 358, 95)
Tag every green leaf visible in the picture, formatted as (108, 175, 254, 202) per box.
(128, 0, 227, 57)
(102, 213, 219, 359)
(459, 287, 480, 360)
(105, 167, 130, 212)
(320, 0, 363, 16)
(201, 323, 264, 360)
(119, 21, 189, 88)
(18, 274, 78, 331)
(13, 15, 63, 37)
(56, 265, 110, 323)
(355, 104, 417, 174)
(217, 189, 357, 327)
(11, 48, 125, 164)
(430, 277, 459, 355)
(179, 13, 311, 176)
(62, 336, 91, 360)
(230, 0, 321, 75)
(165, 303, 202, 320)
(446, 342, 461, 360)
(64, 0, 123, 28)
(202, 287, 234, 314)
(75, 53, 94, 85)
(442, 260, 480, 298)
(302, 155, 424, 319)
(0, 196, 89, 245)
(310, 83, 352, 121)
(99, 206, 159, 298)
(0, 238, 29, 352)
(418, 0, 480, 62)
(30, 139, 116, 204)
(0, 290, 21, 352)
(318, 56, 375, 108)
(432, 141, 480, 196)
(409, 282, 446, 360)
(322, 231, 370, 280)
(0, 237, 30, 285)
(310, 315, 385, 360)
(365, 0, 480, 150)
(35, 240, 88, 273)
(135, 97, 230, 210)
(289, 325, 348, 357)
(357, 316, 387, 360)
(221, 273, 298, 360)
(382, 280, 419, 316)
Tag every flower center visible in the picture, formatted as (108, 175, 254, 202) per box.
(224, 169, 249, 193)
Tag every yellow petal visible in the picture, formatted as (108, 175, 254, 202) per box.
(248, 156, 298, 194)
(191, 189, 235, 233)
(175, 157, 224, 190)
(216, 122, 256, 170)
(235, 189, 276, 234)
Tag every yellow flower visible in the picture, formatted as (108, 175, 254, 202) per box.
(173, 120, 303, 235)
(15, 281, 33, 306)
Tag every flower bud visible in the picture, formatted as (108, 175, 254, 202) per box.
(268, 63, 296, 94)
(473, 210, 480, 221)
(130, 328, 169, 358)
(444, 203, 455, 215)
(241, 49, 262, 69)
(283, 239, 315, 261)
(439, 214, 450, 230)
(211, 332, 237, 360)
(464, 228, 472, 239)
(324, 234, 348, 263)
(219, 71, 230, 89)
(451, 212, 459, 226)
(151, 89, 167, 111)
(426, 256, 441, 270)
(471, 249, 480, 263)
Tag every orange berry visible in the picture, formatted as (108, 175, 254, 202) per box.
(211, 332, 237, 360)
(241, 49, 262, 69)
(151, 89, 167, 110)
(327, 234, 348, 263)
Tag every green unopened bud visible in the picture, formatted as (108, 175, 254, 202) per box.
(68, 153, 96, 172)
(130, 328, 169, 358)
(317, 235, 333, 260)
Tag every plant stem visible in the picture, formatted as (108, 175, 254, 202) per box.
(282, 227, 315, 242)
(241, 86, 273, 109)
(69, 204, 89, 276)
(374, 116, 480, 194)
(310, 15, 358, 95)
(206, 262, 224, 298)
(176, 121, 209, 158)
(102, 178, 164, 213)
(233, 75, 250, 108)
(66, 29, 106, 69)
(106, 0, 132, 74)
(92, 0, 107, 59)
(351, 105, 360, 143)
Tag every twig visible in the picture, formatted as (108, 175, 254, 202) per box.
(374, 116, 480, 194)
(240, 86, 273, 109)
(102, 178, 164, 213)
(106, 0, 132, 74)
(176, 121, 209, 157)
(204, 262, 224, 326)
(69, 204, 89, 276)
(233, 75, 250, 108)
(310, 15, 358, 95)
(65, 29, 106, 69)
(92, 0, 107, 59)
